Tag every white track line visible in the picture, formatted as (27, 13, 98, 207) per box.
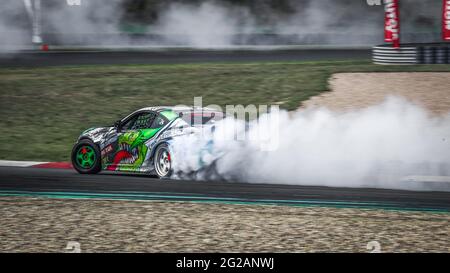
(0, 160, 47, 167)
(401, 176, 450, 183)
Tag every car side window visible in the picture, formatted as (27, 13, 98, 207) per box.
(131, 112, 155, 130)
(150, 114, 168, 129)
(120, 112, 155, 131)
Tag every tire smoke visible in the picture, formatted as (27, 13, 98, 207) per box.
(170, 97, 450, 191)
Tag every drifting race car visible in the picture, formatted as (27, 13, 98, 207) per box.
(71, 106, 223, 178)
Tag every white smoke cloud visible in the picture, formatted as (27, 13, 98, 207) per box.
(43, 0, 125, 46)
(0, 0, 30, 51)
(154, 2, 255, 48)
(44, 0, 122, 34)
(154, 0, 382, 47)
(170, 97, 450, 191)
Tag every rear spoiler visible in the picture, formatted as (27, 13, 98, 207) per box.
(178, 110, 224, 125)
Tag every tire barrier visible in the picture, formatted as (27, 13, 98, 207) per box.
(373, 43, 450, 65)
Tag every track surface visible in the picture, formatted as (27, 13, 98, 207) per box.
(0, 49, 370, 67)
(0, 167, 449, 212)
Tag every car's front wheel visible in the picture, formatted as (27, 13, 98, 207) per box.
(154, 144, 172, 178)
(71, 139, 101, 174)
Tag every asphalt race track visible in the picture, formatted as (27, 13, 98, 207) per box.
(0, 166, 449, 212)
(0, 49, 370, 67)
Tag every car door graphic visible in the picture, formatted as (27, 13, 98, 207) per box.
(108, 111, 164, 171)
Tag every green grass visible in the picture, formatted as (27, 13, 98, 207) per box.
(1, 60, 450, 162)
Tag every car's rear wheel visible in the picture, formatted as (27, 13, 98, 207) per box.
(154, 144, 172, 178)
(71, 139, 101, 174)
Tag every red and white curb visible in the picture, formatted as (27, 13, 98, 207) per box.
(0, 160, 72, 169)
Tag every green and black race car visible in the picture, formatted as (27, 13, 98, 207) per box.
(71, 106, 222, 178)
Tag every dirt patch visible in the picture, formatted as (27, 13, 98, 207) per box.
(302, 72, 450, 115)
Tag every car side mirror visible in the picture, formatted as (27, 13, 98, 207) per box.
(114, 120, 121, 131)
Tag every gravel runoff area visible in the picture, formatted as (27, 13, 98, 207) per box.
(0, 197, 448, 253)
(302, 72, 450, 115)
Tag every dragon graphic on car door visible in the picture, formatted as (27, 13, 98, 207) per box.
(102, 111, 167, 172)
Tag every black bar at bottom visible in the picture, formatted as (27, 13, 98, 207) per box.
(0, 253, 447, 272)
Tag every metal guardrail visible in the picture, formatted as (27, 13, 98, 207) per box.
(373, 44, 450, 65)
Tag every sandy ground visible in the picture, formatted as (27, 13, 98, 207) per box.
(0, 197, 448, 253)
(302, 72, 450, 115)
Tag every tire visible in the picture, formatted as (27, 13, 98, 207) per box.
(153, 143, 172, 178)
(71, 139, 101, 174)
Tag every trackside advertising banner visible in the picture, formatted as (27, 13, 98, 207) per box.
(444, 0, 450, 40)
(384, 0, 400, 48)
